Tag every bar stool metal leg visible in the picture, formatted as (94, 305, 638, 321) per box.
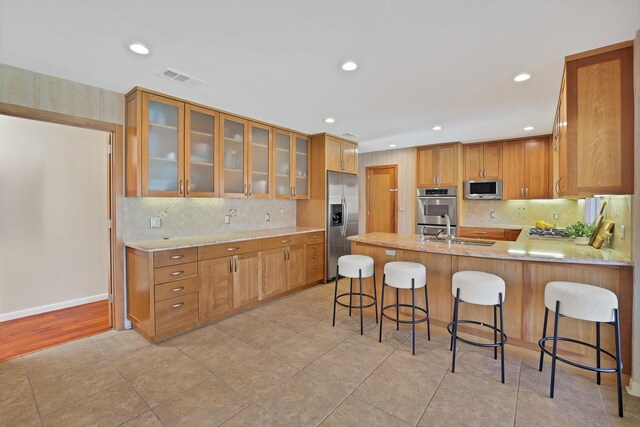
(358, 269, 364, 335)
(550, 300, 561, 398)
(373, 272, 379, 324)
(349, 278, 353, 316)
(332, 267, 339, 327)
(596, 321, 601, 385)
(424, 284, 431, 341)
(396, 288, 400, 331)
(451, 287, 461, 373)
(613, 309, 623, 417)
(493, 305, 498, 360)
(379, 275, 386, 343)
(411, 279, 416, 355)
(499, 292, 505, 384)
(538, 307, 549, 372)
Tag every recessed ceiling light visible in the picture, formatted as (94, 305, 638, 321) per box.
(524, 126, 535, 131)
(129, 43, 150, 55)
(514, 73, 531, 82)
(432, 126, 443, 131)
(389, 144, 397, 148)
(341, 61, 358, 71)
(324, 118, 335, 124)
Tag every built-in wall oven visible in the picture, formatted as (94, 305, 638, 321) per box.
(416, 187, 458, 237)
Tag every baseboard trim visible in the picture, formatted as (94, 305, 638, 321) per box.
(0, 294, 108, 322)
(626, 378, 640, 397)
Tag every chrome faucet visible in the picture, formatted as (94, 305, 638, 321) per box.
(436, 214, 454, 241)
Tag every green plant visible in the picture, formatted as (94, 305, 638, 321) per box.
(564, 221, 596, 238)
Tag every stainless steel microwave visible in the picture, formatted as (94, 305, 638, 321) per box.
(463, 179, 503, 200)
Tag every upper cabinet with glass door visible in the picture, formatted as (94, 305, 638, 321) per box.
(248, 122, 273, 198)
(293, 134, 310, 199)
(274, 129, 293, 199)
(220, 115, 248, 198)
(185, 105, 218, 197)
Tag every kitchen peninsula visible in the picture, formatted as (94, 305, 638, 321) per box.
(349, 231, 633, 374)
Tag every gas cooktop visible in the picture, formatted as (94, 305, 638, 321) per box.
(528, 228, 571, 238)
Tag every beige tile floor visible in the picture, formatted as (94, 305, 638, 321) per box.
(1, 283, 639, 427)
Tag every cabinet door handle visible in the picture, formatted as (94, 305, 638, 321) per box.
(171, 287, 184, 293)
(293, 186, 296, 197)
(170, 271, 184, 276)
(283, 249, 287, 261)
(244, 183, 247, 196)
(179, 179, 184, 195)
(171, 302, 184, 309)
(226, 247, 240, 251)
(186, 180, 190, 195)
(248, 183, 251, 197)
(555, 178, 561, 196)
(234, 257, 238, 272)
(525, 187, 529, 198)
(169, 254, 184, 260)
(229, 258, 233, 273)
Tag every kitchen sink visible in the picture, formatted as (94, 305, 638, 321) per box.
(418, 237, 496, 247)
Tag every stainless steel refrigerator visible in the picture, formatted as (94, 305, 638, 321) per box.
(327, 171, 358, 280)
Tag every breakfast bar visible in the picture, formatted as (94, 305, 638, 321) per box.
(348, 231, 633, 374)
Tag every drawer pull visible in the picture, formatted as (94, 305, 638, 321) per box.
(313, 266, 319, 270)
(170, 271, 184, 276)
(171, 302, 184, 308)
(475, 231, 487, 235)
(311, 235, 318, 238)
(313, 256, 319, 260)
(227, 247, 240, 251)
(171, 287, 184, 293)
(312, 245, 319, 249)
(281, 239, 291, 243)
(169, 254, 184, 260)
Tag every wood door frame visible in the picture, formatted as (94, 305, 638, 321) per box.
(366, 164, 398, 233)
(0, 102, 126, 331)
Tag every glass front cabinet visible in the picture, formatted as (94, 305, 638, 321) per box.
(125, 88, 309, 200)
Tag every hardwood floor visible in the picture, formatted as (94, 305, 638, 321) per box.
(0, 300, 111, 361)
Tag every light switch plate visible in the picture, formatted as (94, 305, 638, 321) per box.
(490, 211, 496, 218)
(150, 217, 162, 229)
(619, 225, 626, 240)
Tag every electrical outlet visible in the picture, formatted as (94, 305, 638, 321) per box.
(490, 211, 496, 218)
(399, 206, 405, 212)
(265, 213, 271, 222)
(224, 215, 230, 225)
(150, 217, 162, 229)
(619, 225, 626, 240)
(553, 212, 560, 220)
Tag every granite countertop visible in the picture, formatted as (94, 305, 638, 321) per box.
(126, 226, 325, 252)
(348, 230, 632, 266)
(460, 224, 525, 230)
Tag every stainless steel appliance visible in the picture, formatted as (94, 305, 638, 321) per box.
(463, 179, 503, 200)
(327, 171, 358, 280)
(416, 187, 458, 237)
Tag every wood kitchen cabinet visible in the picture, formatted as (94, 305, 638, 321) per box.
(125, 89, 218, 197)
(503, 138, 549, 200)
(262, 234, 307, 296)
(552, 41, 634, 197)
(464, 142, 502, 180)
(262, 247, 289, 298)
(274, 129, 310, 199)
(198, 256, 233, 321)
(287, 244, 306, 290)
(326, 135, 357, 174)
(416, 143, 460, 187)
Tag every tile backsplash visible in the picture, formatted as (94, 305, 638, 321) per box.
(463, 199, 584, 228)
(124, 198, 296, 242)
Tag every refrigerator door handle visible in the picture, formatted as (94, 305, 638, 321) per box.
(342, 196, 348, 237)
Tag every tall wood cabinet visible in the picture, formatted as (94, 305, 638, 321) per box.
(503, 138, 549, 200)
(552, 41, 634, 197)
(416, 143, 460, 187)
(463, 142, 502, 180)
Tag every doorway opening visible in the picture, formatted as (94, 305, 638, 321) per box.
(366, 165, 398, 233)
(0, 114, 116, 360)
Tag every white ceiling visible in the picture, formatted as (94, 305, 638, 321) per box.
(1, 1, 638, 152)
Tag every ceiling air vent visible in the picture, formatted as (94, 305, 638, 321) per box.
(342, 132, 360, 139)
(159, 68, 204, 88)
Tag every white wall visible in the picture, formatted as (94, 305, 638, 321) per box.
(0, 115, 110, 318)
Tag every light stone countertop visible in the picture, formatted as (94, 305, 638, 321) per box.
(348, 230, 632, 267)
(126, 226, 325, 252)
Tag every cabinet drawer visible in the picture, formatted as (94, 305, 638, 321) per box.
(198, 239, 261, 260)
(153, 248, 198, 268)
(458, 227, 505, 240)
(155, 277, 199, 302)
(154, 262, 198, 285)
(305, 232, 324, 243)
(155, 293, 198, 336)
(306, 261, 324, 283)
(262, 234, 305, 250)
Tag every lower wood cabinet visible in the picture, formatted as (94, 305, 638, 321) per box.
(126, 230, 324, 342)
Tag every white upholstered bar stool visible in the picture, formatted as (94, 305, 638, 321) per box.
(332, 255, 378, 335)
(379, 262, 430, 355)
(538, 281, 623, 417)
(448, 271, 507, 383)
